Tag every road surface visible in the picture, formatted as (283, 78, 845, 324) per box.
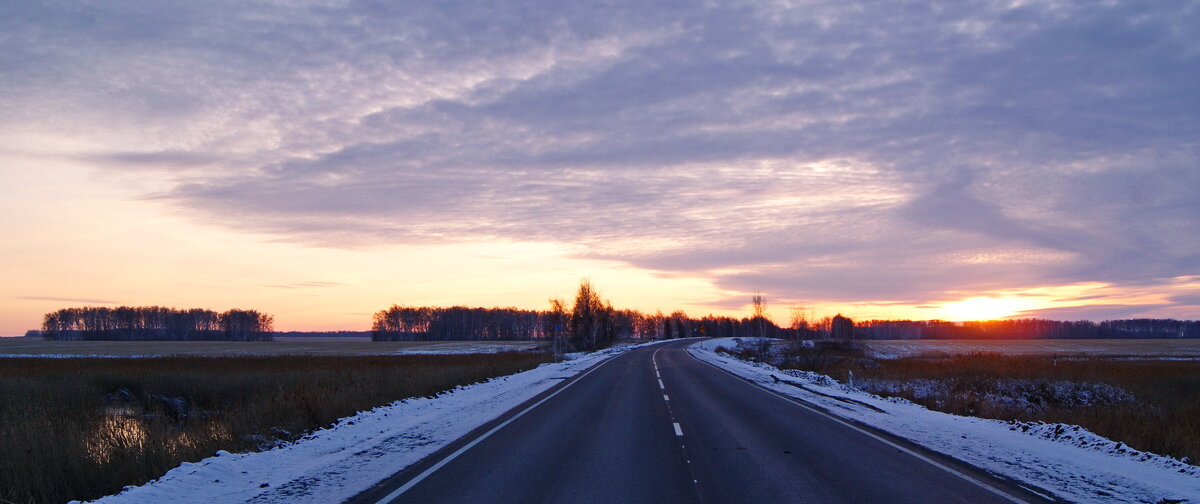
(348, 340, 1052, 504)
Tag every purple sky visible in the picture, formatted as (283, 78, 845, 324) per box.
(1, 0, 1198, 331)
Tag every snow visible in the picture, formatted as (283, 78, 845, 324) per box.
(384, 342, 541, 355)
(689, 338, 1200, 504)
(0, 342, 532, 358)
(80, 341, 663, 504)
(0, 353, 158, 358)
(860, 339, 1200, 360)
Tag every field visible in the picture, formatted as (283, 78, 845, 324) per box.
(0, 336, 543, 357)
(753, 340, 1200, 464)
(0, 352, 553, 504)
(862, 338, 1200, 359)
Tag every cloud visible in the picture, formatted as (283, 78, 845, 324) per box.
(85, 150, 223, 170)
(1169, 295, 1200, 307)
(16, 296, 118, 305)
(3, 0, 1198, 317)
(1017, 304, 1175, 322)
(265, 282, 348, 289)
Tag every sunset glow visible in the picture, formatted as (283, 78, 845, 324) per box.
(1, 1, 1198, 334)
(938, 297, 1025, 322)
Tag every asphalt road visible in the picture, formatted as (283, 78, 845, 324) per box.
(348, 340, 1051, 504)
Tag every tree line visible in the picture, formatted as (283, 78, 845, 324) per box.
(372, 281, 798, 351)
(373, 284, 1200, 346)
(854, 318, 1200, 340)
(41, 306, 275, 341)
(372, 281, 645, 350)
(41, 290, 1194, 345)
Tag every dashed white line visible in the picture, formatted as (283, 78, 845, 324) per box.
(658, 379, 665, 389)
(370, 350, 627, 504)
(663, 394, 670, 401)
(673, 422, 683, 436)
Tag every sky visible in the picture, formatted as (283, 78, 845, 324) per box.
(1, 0, 1198, 334)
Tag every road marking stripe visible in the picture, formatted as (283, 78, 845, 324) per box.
(687, 349, 1031, 504)
(673, 422, 683, 436)
(663, 394, 669, 401)
(658, 379, 665, 389)
(371, 350, 628, 504)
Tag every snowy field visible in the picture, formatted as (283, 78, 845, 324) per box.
(862, 338, 1200, 359)
(690, 338, 1200, 504)
(0, 337, 542, 358)
(78, 341, 661, 504)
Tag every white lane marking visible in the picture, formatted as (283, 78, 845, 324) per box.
(687, 350, 1031, 504)
(372, 350, 631, 504)
(655, 344, 707, 491)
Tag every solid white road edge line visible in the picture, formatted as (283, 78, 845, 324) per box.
(372, 349, 629, 504)
(686, 347, 1032, 504)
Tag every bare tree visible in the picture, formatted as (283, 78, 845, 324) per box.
(570, 279, 613, 351)
(789, 303, 810, 341)
(750, 294, 773, 360)
(752, 293, 767, 339)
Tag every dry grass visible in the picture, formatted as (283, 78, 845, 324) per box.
(775, 346, 1200, 463)
(0, 353, 552, 504)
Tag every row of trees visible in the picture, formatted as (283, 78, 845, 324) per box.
(371, 283, 842, 350)
(41, 306, 275, 341)
(370, 306, 546, 341)
(38, 293, 1196, 345)
(854, 318, 1200, 340)
(760, 297, 1199, 340)
(373, 281, 651, 351)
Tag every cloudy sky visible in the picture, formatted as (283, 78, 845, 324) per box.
(2, 0, 1198, 333)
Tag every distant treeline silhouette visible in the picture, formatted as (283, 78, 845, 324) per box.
(372, 281, 783, 350)
(41, 306, 274, 341)
(274, 331, 372, 338)
(854, 318, 1200, 340)
(373, 288, 1200, 347)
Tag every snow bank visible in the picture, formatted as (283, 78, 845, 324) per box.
(82, 342, 661, 504)
(0, 354, 160, 358)
(386, 342, 541, 355)
(689, 338, 1200, 504)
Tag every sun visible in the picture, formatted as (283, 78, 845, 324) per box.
(938, 297, 1022, 321)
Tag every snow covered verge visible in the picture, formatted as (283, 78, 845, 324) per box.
(80, 341, 662, 504)
(689, 338, 1200, 504)
(386, 341, 542, 355)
